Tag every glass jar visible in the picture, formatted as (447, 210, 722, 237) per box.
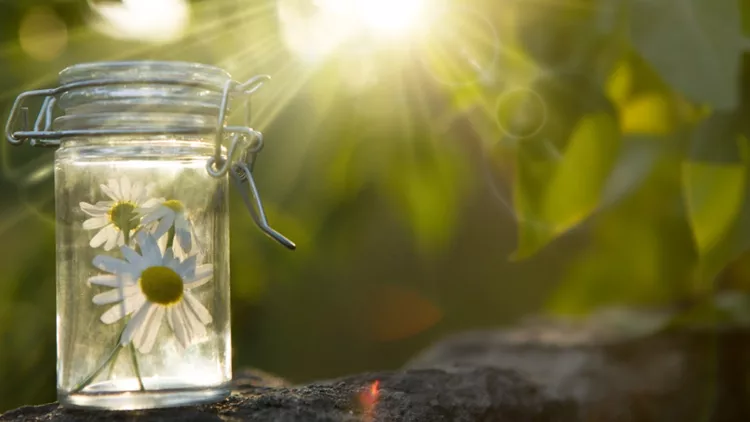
(5, 61, 295, 410)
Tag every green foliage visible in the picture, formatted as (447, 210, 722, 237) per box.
(629, 0, 744, 110)
(514, 111, 620, 259)
(503, 0, 750, 312)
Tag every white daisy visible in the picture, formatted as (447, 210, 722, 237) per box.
(138, 199, 197, 254)
(80, 177, 163, 251)
(88, 233, 214, 354)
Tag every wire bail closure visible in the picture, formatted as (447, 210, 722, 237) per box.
(4, 73, 296, 250)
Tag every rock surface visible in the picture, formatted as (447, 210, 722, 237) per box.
(408, 313, 750, 422)
(0, 366, 574, 422)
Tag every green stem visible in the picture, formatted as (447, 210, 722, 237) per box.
(129, 343, 146, 391)
(71, 327, 126, 393)
(166, 225, 176, 249)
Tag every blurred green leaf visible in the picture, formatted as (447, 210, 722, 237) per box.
(685, 113, 750, 291)
(741, 0, 750, 36)
(514, 0, 626, 83)
(384, 140, 470, 253)
(548, 142, 696, 313)
(683, 144, 748, 257)
(629, 0, 743, 109)
(513, 112, 620, 259)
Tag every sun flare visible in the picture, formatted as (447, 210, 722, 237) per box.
(316, 0, 428, 37)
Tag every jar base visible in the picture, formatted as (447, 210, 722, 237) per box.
(59, 379, 231, 410)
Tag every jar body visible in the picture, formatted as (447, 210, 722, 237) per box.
(54, 137, 231, 409)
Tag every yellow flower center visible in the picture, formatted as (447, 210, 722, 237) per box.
(139, 266, 184, 305)
(163, 199, 185, 214)
(108, 201, 139, 232)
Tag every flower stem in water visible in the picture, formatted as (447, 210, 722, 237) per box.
(129, 343, 145, 391)
(70, 327, 125, 393)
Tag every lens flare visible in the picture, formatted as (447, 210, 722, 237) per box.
(496, 87, 548, 139)
(277, 0, 431, 61)
(419, 7, 500, 87)
(317, 0, 427, 36)
(86, 0, 189, 43)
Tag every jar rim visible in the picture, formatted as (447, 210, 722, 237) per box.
(54, 61, 234, 134)
(59, 61, 231, 85)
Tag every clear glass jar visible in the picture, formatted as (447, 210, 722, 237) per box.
(4, 61, 294, 410)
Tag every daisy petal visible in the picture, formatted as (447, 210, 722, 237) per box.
(89, 226, 112, 248)
(180, 301, 206, 339)
(120, 176, 131, 202)
(92, 255, 132, 275)
(184, 292, 213, 325)
(110, 178, 123, 198)
(138, 306, 164, 354)
(100, 183, 119, 202)
(176, 227, 192, 253)
(120, 302, 152, 346)
(130, 182, 143, 205)
(132, 303, 156, 349)
(120, 245, 145, 268)
(176, 256, 197, 279)
(87, 274, 119, 287)
(163, 248, 175, 265)
(169, 307, 190, 349)
(80, 202, 109, 217)
(92, 285, 139, 305)
(178, 303, 196, 342)
(137, 233, 163, 265)
(83, 217, 109, 230)
(175, 215, 190, 230)
(154, 212, 176, 239)
(100, 294, 146, 324)
(104, 228, 120, 251)
(185, 264, 213, 289)
(140, 206, 170, 226)
(139, 197, 165, 210)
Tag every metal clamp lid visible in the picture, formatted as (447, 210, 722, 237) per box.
(4, 65, 296, 250)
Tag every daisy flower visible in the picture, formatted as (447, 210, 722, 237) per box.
(88, 233, 214, 354)
(80, 177, 163, 251)
(139, 199, 197, 254)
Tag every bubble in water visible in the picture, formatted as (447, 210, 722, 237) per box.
(495, 87, 548, 140)
(418, 7, 500, 87)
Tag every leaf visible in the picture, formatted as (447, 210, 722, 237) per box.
(684, 114, 750, 290)
(683, 159, 747, 256)
(629, 0, 744, 109)
(548, 146, 696, 313)
(513, 112, 620, 259)
(741, 0, 750, 36)
(384, 142, 470, 253)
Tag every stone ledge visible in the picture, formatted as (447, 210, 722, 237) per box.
(0, 366, 573, 422)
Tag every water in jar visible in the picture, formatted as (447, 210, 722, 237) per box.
(54, 137, 231, 409)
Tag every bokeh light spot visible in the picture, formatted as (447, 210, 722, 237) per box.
(19, 7, 68, 62)
(366, 284, 442, 342)
(495, 87, 548, 139)
(87, 0, 189, 43)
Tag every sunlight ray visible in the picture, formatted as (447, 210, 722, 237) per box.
(0, 0, 276, 103)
